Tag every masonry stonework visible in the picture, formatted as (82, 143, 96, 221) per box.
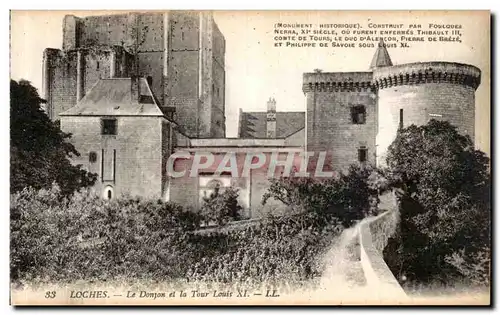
(373, 62, 480, 165)
(303, 47, 481, 170)
(46, 11, 226, 138)
(51, 14, 481, 220)
(60, 116, 167, 199)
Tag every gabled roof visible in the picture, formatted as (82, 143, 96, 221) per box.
(239, 111, 305, 139)
(60, 78, 164, 116)
(369, 40, 393, 69)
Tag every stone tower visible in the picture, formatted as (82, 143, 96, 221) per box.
(303, 40, 481, 170)
(42, 11, 226, 138)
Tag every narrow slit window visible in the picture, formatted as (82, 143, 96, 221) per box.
(358, 146, 368, 163)
(399, 108, 404, 129)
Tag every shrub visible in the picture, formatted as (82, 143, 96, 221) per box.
(262, 164, 381, 227)
(200, 185, 243, 226)
(383, 120, 491, 286)
(11, 186, 344, 289)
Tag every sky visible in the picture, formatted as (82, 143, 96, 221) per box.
(10, 10, 490, 155)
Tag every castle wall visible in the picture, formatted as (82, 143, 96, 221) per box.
(168, 149, 302, 218)
(137, 51, 164, 104)
(62, 15, 82, 50)
(53, 11, 226, 139)
(83, 51, 114, 95)
(44, 48, 132, 120)
(284, 128, 305, 147)
(60, 115, 164, 199)
(166, 11, 202, 137)
(374, 62, 480, 166)
(44, 49, 78, 120)
(304, 72, 376, 171)
(199, 13, 214, 138)
(211, 21, 226, 137)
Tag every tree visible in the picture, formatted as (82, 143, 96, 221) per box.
(10, 80, 97, 195)
(262, 165, 381, 227)
(383, 119, 490, 284)
(200, 185, 243, 226)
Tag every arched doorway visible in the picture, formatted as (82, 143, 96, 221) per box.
(103, 185, 114, 200)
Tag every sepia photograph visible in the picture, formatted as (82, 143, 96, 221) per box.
(9, 9, 491, 306)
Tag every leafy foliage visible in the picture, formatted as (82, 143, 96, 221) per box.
(200, 185, 243, 226)
(11, 187, 343, 287)
(10, 80, 97, 195)
(262, 164, 381, 227)
(383, 120, 491, 285)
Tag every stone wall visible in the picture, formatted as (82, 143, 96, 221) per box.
(43, 49, 78, 120)
(211, 19, 226, 137)
(51, 11, 226, 139)
(358, 195, 409, 302)
(60, 115, 165, 199)
(44, 46, 133, 120)
(374, 62, 480, 166)
(303, 72, 376, 170)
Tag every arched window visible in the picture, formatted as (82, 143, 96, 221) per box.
(103, 186, 114, 200)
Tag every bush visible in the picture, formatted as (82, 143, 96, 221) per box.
(200, 185, 243, 226)
(10, 186, 200, 283)
(383, 120, 491, 286)
(262, 164, 381, 227)
(11, 186, 343, 288)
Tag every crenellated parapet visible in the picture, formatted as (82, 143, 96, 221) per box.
(372, 62, 481, 90)
(302, 72, 374, 93)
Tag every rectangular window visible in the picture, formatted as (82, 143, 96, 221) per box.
(101, 118, 117, 135)
(351, 106, 366, 124)
(358, 146, 368, 163)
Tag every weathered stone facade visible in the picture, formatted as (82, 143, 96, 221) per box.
(49, 13, 481, 219)
(303, 42, 481, 169)
(44, 11, 226, 138)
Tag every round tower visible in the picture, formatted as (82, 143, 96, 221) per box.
(373, 61, 481, 166)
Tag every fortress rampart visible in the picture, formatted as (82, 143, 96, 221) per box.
(372, 62, 481, 90)
(302, 56, 481, 170)
(374, 62, 480, 166)
(302, 72, 373, 93)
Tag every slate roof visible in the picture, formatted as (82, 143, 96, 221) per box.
(369, 40, 393, 69)
(60, 78, 165, 116)
(239, 111, 305, 139)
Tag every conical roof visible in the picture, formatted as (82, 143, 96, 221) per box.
(370, 40, 393, 69)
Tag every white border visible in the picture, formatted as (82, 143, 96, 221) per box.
(2, 1, 498, 314)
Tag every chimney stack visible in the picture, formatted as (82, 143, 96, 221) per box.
(131, 75, 140, 102)
(266, 97, 277, 138)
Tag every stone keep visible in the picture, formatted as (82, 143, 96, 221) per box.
(42, 11, 226, 138)
(303, 41, 481, 169)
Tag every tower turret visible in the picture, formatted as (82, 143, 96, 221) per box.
(370, 40, 393, 70)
